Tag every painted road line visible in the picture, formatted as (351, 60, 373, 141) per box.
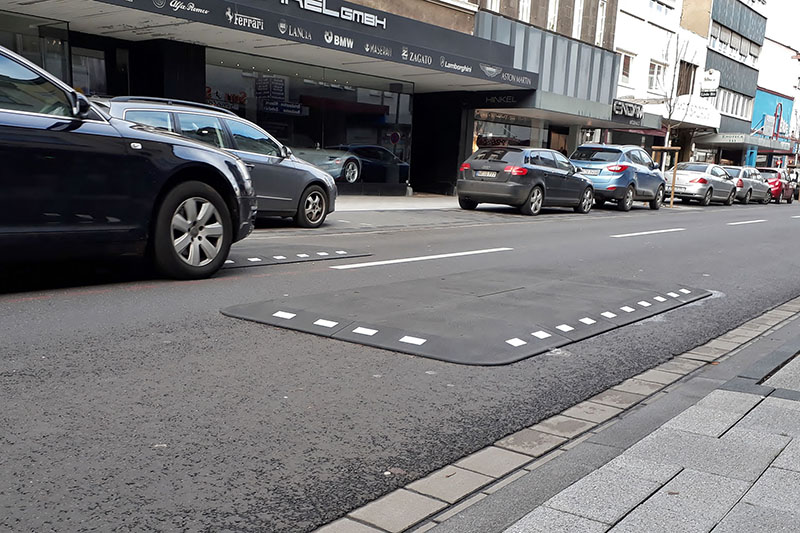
(273, 311, 296, 320)
(620, 306, 636, 313)
(792, 216, 800, 219)
(314, 319, 339, 328)
(580, 317, 597, 325)
(506, 338, 527, 347)
(247, 257, 262, 262)
(273, 256, 287, 260)
(610, 228, 686, 238)
(654, 296, 667, 302)
(330, 247, 514, 270)
(680, 289, 692, 294)
(399, 335, 427, 346)
(727, 219, 766, 226)
(638, 301, 652, 308)
(532, 330, 552, 340)
(556, 324, 574, 332)
(601, 311, 617, 319)
(353, 327, 378, 336)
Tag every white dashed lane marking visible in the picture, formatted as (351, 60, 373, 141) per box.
(353, 327, 378, 336)
(532, 330, 552, 340)
(506, 338, 527, 347)
(247, 257, 262, 262)
(654, 296, 667, 302)
(273, 256, 287, 260)
(601, 311, 617, 319)
(399, 336, 427, 346)
(638, 301, 652, 307)
(273, 311, 296, 320)
(313, 319, 339, 328)
(620, 306, 636, 313)
(611, 228, 686, 238)
(330, 247, 514, 270)
(727, 219, 766, 226)
(580, 317, 597, 325)
(556, 324, 574, 332)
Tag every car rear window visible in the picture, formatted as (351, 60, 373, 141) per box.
(570, 148, 621, 162)
(675, 163, 708, 172)
(759, 169, 778, 176)
(472, 148, 523, 164)
(722, 167, 741, 177)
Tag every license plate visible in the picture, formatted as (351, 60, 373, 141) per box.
(675, 186, 686, 191)
(581, 169, 600, 175)
(475, 171, 497, 178)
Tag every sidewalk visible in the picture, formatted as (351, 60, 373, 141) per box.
(317, 299, 800, 533)
(336, 193, 458, 212)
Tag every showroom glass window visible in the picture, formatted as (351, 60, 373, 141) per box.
(0, 13, 69, 82)
(0, 54, 72, 116)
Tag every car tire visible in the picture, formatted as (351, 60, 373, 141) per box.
(295, 185, 328, 228)
(775, 192, 782, 204)
(595, 198, 606, 208)
(153, 181, 233, 280)
(342, 159, 360, 184)
(617, 186, 634, 212)
(788, 193, 794, 204)
(724, 189, 735, 206)
(574, 187, 593, 214)
(649, 186, 664, 210)
(761, 192, 771, 204)
(520, 186, 543, 216)
(700, 188, 712, 206)
(459, 197, 478, 210)
(740, 190, 751, 205)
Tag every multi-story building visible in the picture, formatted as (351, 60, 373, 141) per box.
(0, 0, 626, 194)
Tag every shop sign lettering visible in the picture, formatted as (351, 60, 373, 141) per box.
(364, 42, 392, 58)
(479, 64, 503, 78)
(501, 72, 532, 86)
(440, 57, 472, 74)
(401, 47, 432, 66)
(167, 0, 209, 14)
(278, 19, 313, 40)
(612, 99, 644, 119)
(324, 30, 354, 49)
(226, 7, 264, 30)
(279, 0, 387, 30)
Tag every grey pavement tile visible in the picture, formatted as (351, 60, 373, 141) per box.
(737, 401, 800, 438)
(560, 432, 594, 450)
(663, 406, 746, 437)
(496, 428, 567, 457)
(590, 389, 645, 409)
(772, 388, 800, 401)
(681, 351, 719, 362)
(523, 450, 565, 472)
(687, 345, 729, 358)
(504, 506, 609, 533)
(625, 427, 790, 482)
(544, 465, 663, 524)
(762, 396, 800, 411)
(432, 493, 487, 523)
(315, 518, 384, 533)
(602, 454, 682, 483)
(742, 467, 800, 513)
(455, 446, 532, 478)
(773, 439, 800, 473)
(410, 522, 437, 533)
(656, 358, 706, 375)
(483, 469, 528, 494)
(711, 502, 800, 533)
(635, 369, 683, 385)
(348, 489, 447, 533)
(764, 356, 800, 392)
(562, 401, 623, 424)
(407, 465, 493, 504)
(531, 415, 596, 438)
(694, 389, 762, 413)
(608, 470, 748, 533)
(706, 339, 742, 351)
(612, 378, 664, 396)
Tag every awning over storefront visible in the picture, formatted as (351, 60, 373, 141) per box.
(694, 132, 792, 151)
(8, 0, 537, 93)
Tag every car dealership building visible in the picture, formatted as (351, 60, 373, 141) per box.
(1, 0, 632, 194)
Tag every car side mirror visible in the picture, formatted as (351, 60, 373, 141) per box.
(651, 162, 660, 170)
(70, 92, 92, 119)
(282, 145, 293, 158)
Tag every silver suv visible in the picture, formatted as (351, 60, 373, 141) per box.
(94, 97, 337, 228)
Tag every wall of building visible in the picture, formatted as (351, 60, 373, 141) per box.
(680, 0, 712, 37)
(356, 0, 477, 34)
(751, 88, 793, 140)
(712, 0, 766, 46)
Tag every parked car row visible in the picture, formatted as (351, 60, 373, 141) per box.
(456, 143, 797, 215)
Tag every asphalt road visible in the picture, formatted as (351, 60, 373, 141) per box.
(2, 200, 800, 532)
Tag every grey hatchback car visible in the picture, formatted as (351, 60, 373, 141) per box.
(95, 97, 337, 228)
(457, 147, 594, 215)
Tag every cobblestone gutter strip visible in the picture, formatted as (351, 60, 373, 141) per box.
(313, 298, 800, 533)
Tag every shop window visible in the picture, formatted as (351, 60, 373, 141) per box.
(71, 47, 106, 96)
(226, 119, 281, 156)
(176, 113, 227, 148)
(648, 62, 665, 92)
(595, 0, 607, 46)
(124, 110, 173, 132)
(676, 61, 696, 96)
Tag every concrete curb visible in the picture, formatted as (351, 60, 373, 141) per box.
(313, 296, 800, 533)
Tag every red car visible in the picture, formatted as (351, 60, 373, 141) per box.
(757, 168, 795, 204)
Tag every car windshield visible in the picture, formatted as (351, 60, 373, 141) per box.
(723, 167, 741, 177)
(472, 148, 522, 163)
(570, 148, 621, 162)
(673, 163, 708, 173)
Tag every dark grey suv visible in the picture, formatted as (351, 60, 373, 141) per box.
(95, 97, 337, 228)
(0, 45, 256, 280)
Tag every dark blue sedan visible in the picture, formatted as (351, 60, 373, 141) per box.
(570, 144, 666, 211)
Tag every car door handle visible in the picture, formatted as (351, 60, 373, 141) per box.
(245, 163, 255, 170)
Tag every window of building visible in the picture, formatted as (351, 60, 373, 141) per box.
(648, 61, 665, 92)
(740, 38, 750, 57)
(71, 47, 107, 97)
(719, 27, 731, 45)
(713, 88, 753, 121)
(518, 0, 531, 22)
(595, 0, 607, 46)
(619, 52, 634, 85)
(676, 61, 696, 96)
(486, 0, 500, 12)
(547, 0, 559, 31)
(750, 43, 761, 58)
(730, 33, 741, 52)
(572, 0, 584, 39)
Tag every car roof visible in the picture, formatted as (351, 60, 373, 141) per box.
(97, 96, 237, 117)
(576, 144, 634, 151)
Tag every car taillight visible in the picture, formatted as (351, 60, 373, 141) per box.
(736, 179, 743, 188)
(504, 165, 528, 176)
(606, 164, 629, 173)
(690, 177, 708, 184)
(460, 163, 471, 171)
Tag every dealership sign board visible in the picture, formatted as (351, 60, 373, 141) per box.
(611, 99, 644, 126)
(98, 0, 537, 89)
(700, 69, 720, 98)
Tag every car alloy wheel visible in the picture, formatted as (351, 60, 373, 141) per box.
(617, 186, 634, 211)
(521, 186, 543, 216)
(575, 187, 593, 214)
(172, 197, 225, 267)
(296, 185, 328, 228)
(701, 189, 712, 206)
(304, 190, 325, 224)
(649, 186, 664, 210)
(741, 190, 751, 204)
(343, 160, 360, 183)
(725, 189, 735, 206)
